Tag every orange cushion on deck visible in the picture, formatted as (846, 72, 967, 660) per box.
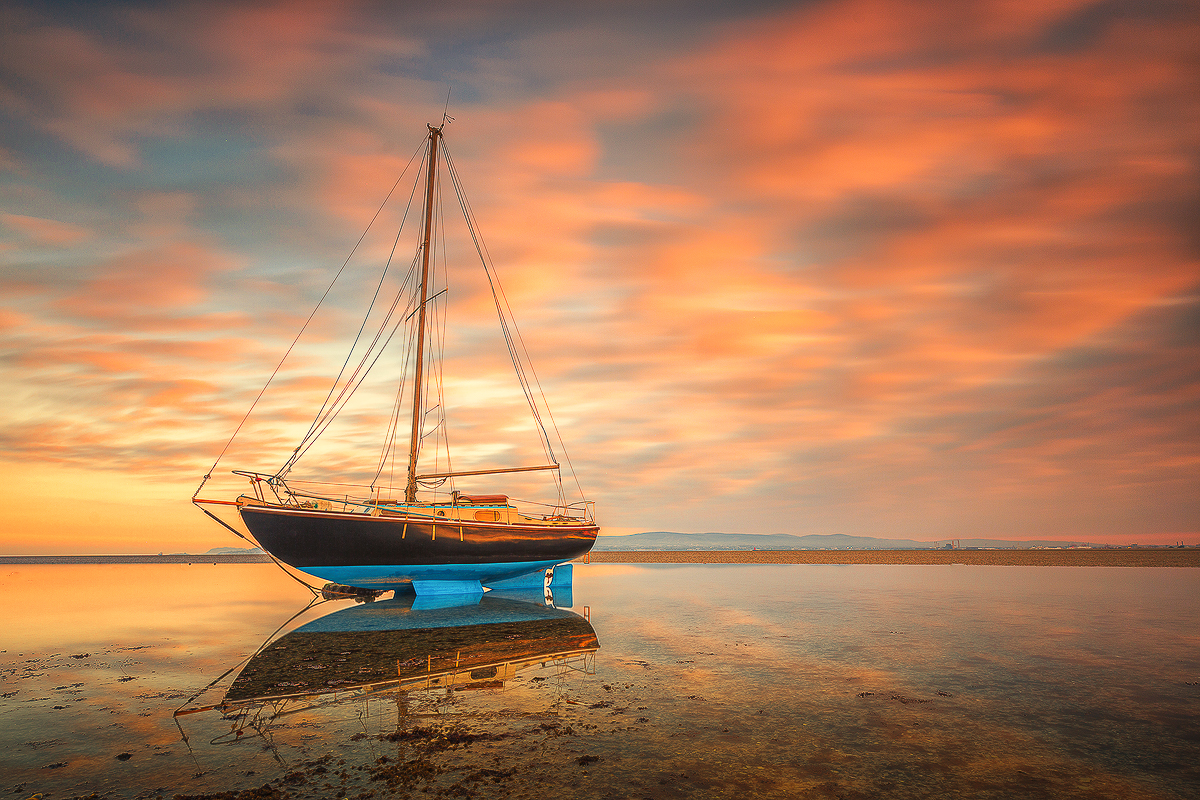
(460, 494, 509, 504)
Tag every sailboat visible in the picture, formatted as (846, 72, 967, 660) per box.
(193, 122, 599, 595)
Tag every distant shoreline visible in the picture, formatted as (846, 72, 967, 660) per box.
(583, 549, 1200, 567)
(2, 549, 1197, 566)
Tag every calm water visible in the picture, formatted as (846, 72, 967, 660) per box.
(2, 563, 1198, 799)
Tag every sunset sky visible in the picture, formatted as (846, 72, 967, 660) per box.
(1, 0, 1197, 553)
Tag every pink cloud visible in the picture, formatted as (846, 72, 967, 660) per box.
(0, 309, 30, 332)
(54, 242, 239, 319)
(2, 0, 419, 166)
(2, 213, 92, 245)
(13, 335, 261, 374)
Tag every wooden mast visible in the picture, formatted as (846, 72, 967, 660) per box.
(405, 124, 441, 504)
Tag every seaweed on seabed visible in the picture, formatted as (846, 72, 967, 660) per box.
(170, 785, 288, 799)
(381, 724, 508, 751)
(367, 752, 444, 789)
(171, 756, 332, 799)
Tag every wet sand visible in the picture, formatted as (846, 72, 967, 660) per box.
(581, 548, 1200, 567)
(5, 563, 1198, 799)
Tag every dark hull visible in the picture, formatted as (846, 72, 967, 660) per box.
(239, 505, 597, 589)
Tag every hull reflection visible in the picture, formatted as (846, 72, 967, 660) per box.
(212, 593, 598, 714)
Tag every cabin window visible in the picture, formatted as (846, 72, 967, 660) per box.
(474, 510, 501, 522)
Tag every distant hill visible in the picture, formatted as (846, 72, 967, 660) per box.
(205, 546, 265, 555)
(592, 532, 1097, 551)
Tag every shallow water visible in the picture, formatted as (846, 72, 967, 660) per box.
(1, 563, 1198, 799)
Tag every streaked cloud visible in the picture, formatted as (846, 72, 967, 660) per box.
(0, 0, 1195, 551)
(2, 213, 92, 245)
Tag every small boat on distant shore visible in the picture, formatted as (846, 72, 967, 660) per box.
(194, 122, 598, 594)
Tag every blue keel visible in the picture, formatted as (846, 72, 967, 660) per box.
(484, 562, 573, 590)
(550, 562, 573, 588)
(411, 579, 484, 597)
(306, 559, 568, 589)
(306, 560, 578, 602)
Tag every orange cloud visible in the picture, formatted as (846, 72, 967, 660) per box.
(54, 242, 239, 319)
(2, 213, 91, 245)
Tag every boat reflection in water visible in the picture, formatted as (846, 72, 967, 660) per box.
(177, 576, 597, 744)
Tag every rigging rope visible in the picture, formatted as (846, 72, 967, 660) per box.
(443, 145, 585, 505)
(194, 504, 322, 597)
(202, 128, 588, 517)
(278, 150, 426, 479)
(280, 249, 422, 475)
(196, 139, 427, 497)
(372, 338, 412, 493)
(428, 172, 453, 492)
(173, 594, 328, 718)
